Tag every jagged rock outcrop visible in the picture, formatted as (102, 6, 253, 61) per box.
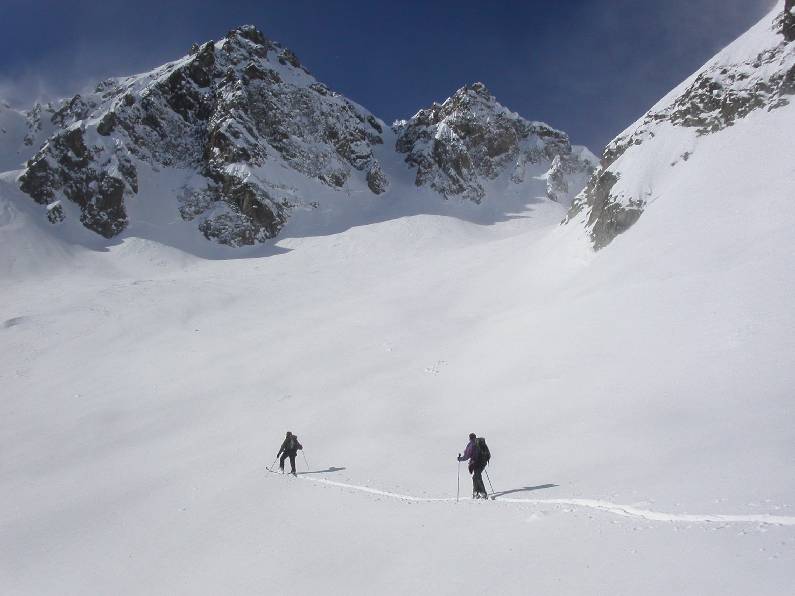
(366, 161, 389, 194)
(46, 201, 64, 224)
(566, 2, 795, 249)
(395, 83, 595, 205)
(782, 0, 795, 42)
(545, 147, 597, 204)
(16, 25, 387, 245)
(20, 125, 135, 237)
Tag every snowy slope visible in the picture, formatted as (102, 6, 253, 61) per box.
(0, 101, 54, 172)
(2, 167, 793, 594)
(0, 102, 29, 171)
(567, 1, 795, 249)
(1, 4, 795, 596)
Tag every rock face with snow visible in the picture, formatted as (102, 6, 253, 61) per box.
(15, 26, 387, 243)
(394, 83, 595, 204)
(566, 1, 795, 249)
(8, 28, 594, 246)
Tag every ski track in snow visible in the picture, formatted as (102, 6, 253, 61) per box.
(286, 475, 795, 527)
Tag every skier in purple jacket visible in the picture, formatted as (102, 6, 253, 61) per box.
(458, 433, 488, 499)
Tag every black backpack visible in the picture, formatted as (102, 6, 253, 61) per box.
(474, 437, 491, 467)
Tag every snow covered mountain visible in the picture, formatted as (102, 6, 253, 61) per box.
(565, 0, 795, 249)
(2, 26, 594, 247)
(395, 82, 595, 205)
(1, 5, 794, 596)
(11, 26, 389, 244)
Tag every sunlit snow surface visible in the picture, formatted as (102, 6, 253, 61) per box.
(2, 9, 795, 596)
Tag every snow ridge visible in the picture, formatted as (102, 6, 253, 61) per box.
(565, 2, 795, 249)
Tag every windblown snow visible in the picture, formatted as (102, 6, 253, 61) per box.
(1, 5, 794, 596)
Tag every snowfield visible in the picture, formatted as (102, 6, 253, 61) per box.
(2, 7, 795, 596)
(2, 100, 794, 594)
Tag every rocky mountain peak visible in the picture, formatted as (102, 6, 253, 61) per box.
(15, 25, 388, 243)
(10, 28, 594, 247)
(226, 24, 270, 48)
(395, 83, 594, 204)
(444, 81, 494, 106)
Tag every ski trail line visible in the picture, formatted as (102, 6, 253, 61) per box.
(293, 475, 795, 526)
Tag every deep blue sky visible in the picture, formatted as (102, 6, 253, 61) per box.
(0, 0, 775, 150)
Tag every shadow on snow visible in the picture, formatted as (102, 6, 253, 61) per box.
(490, 484, 559, 499)
(299, 466, 347, 475)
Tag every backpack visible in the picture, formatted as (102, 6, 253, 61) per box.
(474, 437, 491, 467)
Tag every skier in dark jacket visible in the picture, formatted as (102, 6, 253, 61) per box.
(458, 433, 488, 499)
(277, 431, 303, 475)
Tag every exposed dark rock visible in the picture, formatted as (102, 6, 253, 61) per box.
(78, 174, 127, 238)
(187, 42, 216, 87)
(668, 66, 786, 134)
(243, 63, 281, 84)
(566, 171, 644, 250)
(97, 111, 117, 136)
(164, 69, 212, 121)
(19, 156, 58, 203)
(19, 125, 136, 237)
(546, 155, 569, 202)
(309, 82, 331, 96)
(366, 161, 389, 194)
(46, 201, 64, 224)
(231, 25, 269, 47)
(51, 95, 89, 128)
(278, 49, 301, 68)
(319, 170, 349, 188)
(783, 0, 795, 41)
(367, 115, 383, 134)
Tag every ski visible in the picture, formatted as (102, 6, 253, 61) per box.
(266, 466, 297, 476)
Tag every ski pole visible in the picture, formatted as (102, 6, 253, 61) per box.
(456, 455, 461, 503)
(484, 468, 495, 496)
(302, 450, 310, 471)
(268, 456, 278, 471)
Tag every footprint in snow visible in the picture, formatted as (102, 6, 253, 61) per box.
(424, 360, 447, 374)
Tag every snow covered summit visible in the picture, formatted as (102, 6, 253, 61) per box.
(4, 27, 594, 248)
(395, 82, 596, 205)
(14, 26, 388, 244)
